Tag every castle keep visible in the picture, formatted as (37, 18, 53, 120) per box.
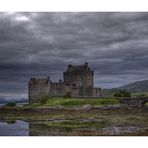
(28, 63, 101, 103)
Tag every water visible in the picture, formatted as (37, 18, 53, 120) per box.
(0, 120, 146, 136)
(0, 103, 6, 106)
(0, 120, 29, 136)
(0, 103, 28, 107)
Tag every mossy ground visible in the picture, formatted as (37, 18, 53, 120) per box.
(47, 120, 110, 129)
(28, 97, 120, 108)
(0, 97, 148, 135)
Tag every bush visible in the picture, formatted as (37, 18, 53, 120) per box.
(40, 96, 49, 104)
(113, 89, 131, 98)
(136, 93, 147, 98)
(5, 102, 16, 107)
(63, 91, 71, 98)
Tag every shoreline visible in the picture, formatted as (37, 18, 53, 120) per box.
(0, 105, 148, 136)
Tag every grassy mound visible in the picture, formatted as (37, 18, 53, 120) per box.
(30, 97, 120, 108)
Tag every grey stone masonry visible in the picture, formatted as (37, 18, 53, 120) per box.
(28, 63, 101, 103)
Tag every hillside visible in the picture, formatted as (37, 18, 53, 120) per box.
(115, 80, 148, 93)
(0, 98, 28, 104)
(101, 80, 148, 97)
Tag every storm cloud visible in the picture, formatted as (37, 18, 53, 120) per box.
(0, 12, 148, 100)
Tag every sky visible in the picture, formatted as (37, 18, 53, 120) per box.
(0, 12, 148, 100)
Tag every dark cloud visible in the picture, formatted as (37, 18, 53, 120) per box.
(0, 12, 148, 100)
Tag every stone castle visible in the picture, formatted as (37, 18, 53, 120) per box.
(28, 63, 101, 103)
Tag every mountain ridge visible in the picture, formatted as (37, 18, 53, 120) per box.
(113, 80, 148, 93)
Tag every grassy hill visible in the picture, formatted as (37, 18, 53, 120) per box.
(101, 80, 148, 98)
(115, 80, 148, 93)
(29, 97, 119, 108)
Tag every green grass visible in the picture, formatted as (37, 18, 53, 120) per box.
(29, 97, 120, 108)
(131, 92, 148, 98)
(47, 120, 110, 129)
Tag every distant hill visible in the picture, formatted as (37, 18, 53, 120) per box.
(101, 80, 148, 97)
(0, 98, 28, 104)
(114, 80, 148, 93)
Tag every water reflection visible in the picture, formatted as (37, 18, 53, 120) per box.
(0, 120, 147, 136)
(6, 120, 16, 124)
(0, 120, 70, 136)
(0, 120, 29, 136)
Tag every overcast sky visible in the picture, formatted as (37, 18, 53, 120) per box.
(0, 12, 148, 100)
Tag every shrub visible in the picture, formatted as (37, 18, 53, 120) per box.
(113, 89, 131, 98)
(40, 96, 49, 104)
(5, 102, 16, 107)
(136, 93, 147, 98)
(63, 91, 71, 98)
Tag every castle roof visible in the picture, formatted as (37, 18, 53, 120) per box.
(66, 62, 91, 73)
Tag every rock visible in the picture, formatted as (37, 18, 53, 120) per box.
(81, 104, 92, 110)
(49, 105, 64, 109)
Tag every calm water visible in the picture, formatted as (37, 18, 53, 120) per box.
(0, 120, 145, 136)
(0, 120, 29, 136)
(0, 103, 28, 107)
(0, 120, 65, 136)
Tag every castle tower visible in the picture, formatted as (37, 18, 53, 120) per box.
(28, 76, 51, 103)
(63, 62, 94, 88)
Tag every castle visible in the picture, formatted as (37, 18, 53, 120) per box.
(28, 63, 101, 103)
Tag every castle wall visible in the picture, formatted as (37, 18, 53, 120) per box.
(63, 71, 93, 88)
(92, 88, 101, 97)
(28, 63, 102, 103)
(50, 81, 65, 96)
(83, 71, 94, 88)
(63, 63, 94, 88)
(29, 77, 51, 103)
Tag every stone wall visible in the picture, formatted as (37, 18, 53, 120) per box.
(121, 98, 148, 108)
(28, 63, 102, 103)
(92, 88, 102, 97)
(50, 81, 65, 96)
(28, 77, 50, 103)
(63, 63, 94, 88)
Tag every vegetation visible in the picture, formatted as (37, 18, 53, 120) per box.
(131, 92, 148, 98)
(63, 91, 71, 98)
(47, 120, 110, 129)
(136, 93, 147, 98)
(145, 102, 148, 106)
(1, 103, 148, 136)
(29, 97, 120, 108)
(39, 96, 49, 104)
(114, 80, 148, 93)
(5, 102, 16, 107)
(113, 89, 131, 98)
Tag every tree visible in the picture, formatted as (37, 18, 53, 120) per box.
(113, 89, 131, 98)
